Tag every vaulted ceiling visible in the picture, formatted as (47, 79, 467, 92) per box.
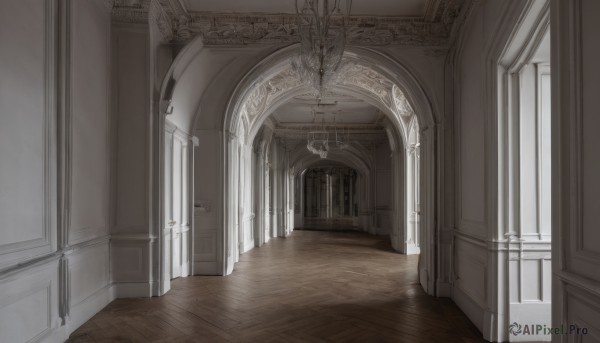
(272, 95, 382, 127)
(269, 93, 389, 152)
(111, 0, 464, 161)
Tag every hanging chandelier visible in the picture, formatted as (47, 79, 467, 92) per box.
(334, 126, 350, 150)
(293, 0, 352, 95)
(307, 130, 330, 158)
(307, 107, 330, 158)
(306, 106, 350, 159)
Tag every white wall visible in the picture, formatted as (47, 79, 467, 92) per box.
(453, 1, 557, 341)
(0, 0, 113, 341)
(0, 1, 60, 339)
(64, 0, 113, 333)
(111, 22, 158, 297)
(553, 0, 600, 341)
(452, 2, 494, 333)
(193, 130, 221, 275)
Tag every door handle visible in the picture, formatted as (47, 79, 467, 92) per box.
(168, 220, 177, 226)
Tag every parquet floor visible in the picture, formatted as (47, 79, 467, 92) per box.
(68, 230, 486, 343)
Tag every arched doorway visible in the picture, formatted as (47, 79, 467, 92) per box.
(222, 46, 439, 295)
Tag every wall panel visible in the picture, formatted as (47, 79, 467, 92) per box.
(68, 0, 111, 245)
(452, 236, 487, 332)
(579, 0, 600, 258)
(554, 0, 600, 339)
(0, 259, 60, 343)
(193, 130, 221, 275)
(112, 26, 149, 234)
(0, 0, 56, 267)
(456, 7, 486, 236)
(68, 241, 110, 307)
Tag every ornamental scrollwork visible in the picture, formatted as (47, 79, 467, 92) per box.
(112, 0, 468, 47)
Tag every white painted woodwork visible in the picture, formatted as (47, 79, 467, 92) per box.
(163, 122, 192, 281)
(453, 1, 554, 341)
(111, 22, 158, 297)
(0, 258, 61, 343)
(0, 0, 56, 268)
(553, 0, 600, 341)
(64, 1, 114, 332)
(3, 0, 600, 341)
(0, 1, 113, 342)
(193, 130, 222, 275)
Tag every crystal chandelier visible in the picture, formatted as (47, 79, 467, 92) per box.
(293, 0, 352, 95)
(334, 126, 349, 149)
(307, 107, 330, 158)
(306, 106, 350, 159)
(307, 130, 329, 158)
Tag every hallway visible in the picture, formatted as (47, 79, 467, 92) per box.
(69, 232, 484, 342)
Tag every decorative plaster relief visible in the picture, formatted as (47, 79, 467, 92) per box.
(149, 0, 173, 42)
(238, 60, 416, 142)
(241, 68, 302, 128)
(336, 62, 394, 108)
(393, 85, 414, 116)
(112, 0, 468, 46)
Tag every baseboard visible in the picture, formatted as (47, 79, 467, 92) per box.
(39, 285, 114, 343)
(113, 281, 156, 298)
(39, 326, 68, 343)
(66, 284, 115, 335)
(436, 281, 452, 297)
(452, 285, 485, 334)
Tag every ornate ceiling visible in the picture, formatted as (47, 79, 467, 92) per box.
(112, 0, 469, 46)
(110, 0, 443, 155)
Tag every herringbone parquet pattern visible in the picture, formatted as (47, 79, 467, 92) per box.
(68, 230, 485, 342)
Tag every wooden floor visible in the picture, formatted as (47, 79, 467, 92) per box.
(69, 231, 485, 342)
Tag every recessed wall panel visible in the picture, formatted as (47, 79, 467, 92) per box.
(114, 27, 149, 233)
(581, 0, 600, 255)
(0, 0, 47, 247)
(458, 10, 486, 227)
(69, 0, 111, 244)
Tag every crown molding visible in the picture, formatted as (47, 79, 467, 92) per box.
(112, 0, 149, 24)
(112, 0, 470, 46)
(150, 0, 174, 42)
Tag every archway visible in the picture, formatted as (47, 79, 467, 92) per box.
(222, 45, 439, 295)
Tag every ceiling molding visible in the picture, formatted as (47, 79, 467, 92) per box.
(112, 0, 469, 46)
(150, 0, 174, 42)
(112, 0, 150, 24)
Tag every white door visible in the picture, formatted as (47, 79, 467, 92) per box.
(165, 123, 192, 282)
(163, 129, 173, 292)
(171, 139, 183, 279)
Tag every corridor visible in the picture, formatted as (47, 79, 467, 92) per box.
(68, 231, 484, 342)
